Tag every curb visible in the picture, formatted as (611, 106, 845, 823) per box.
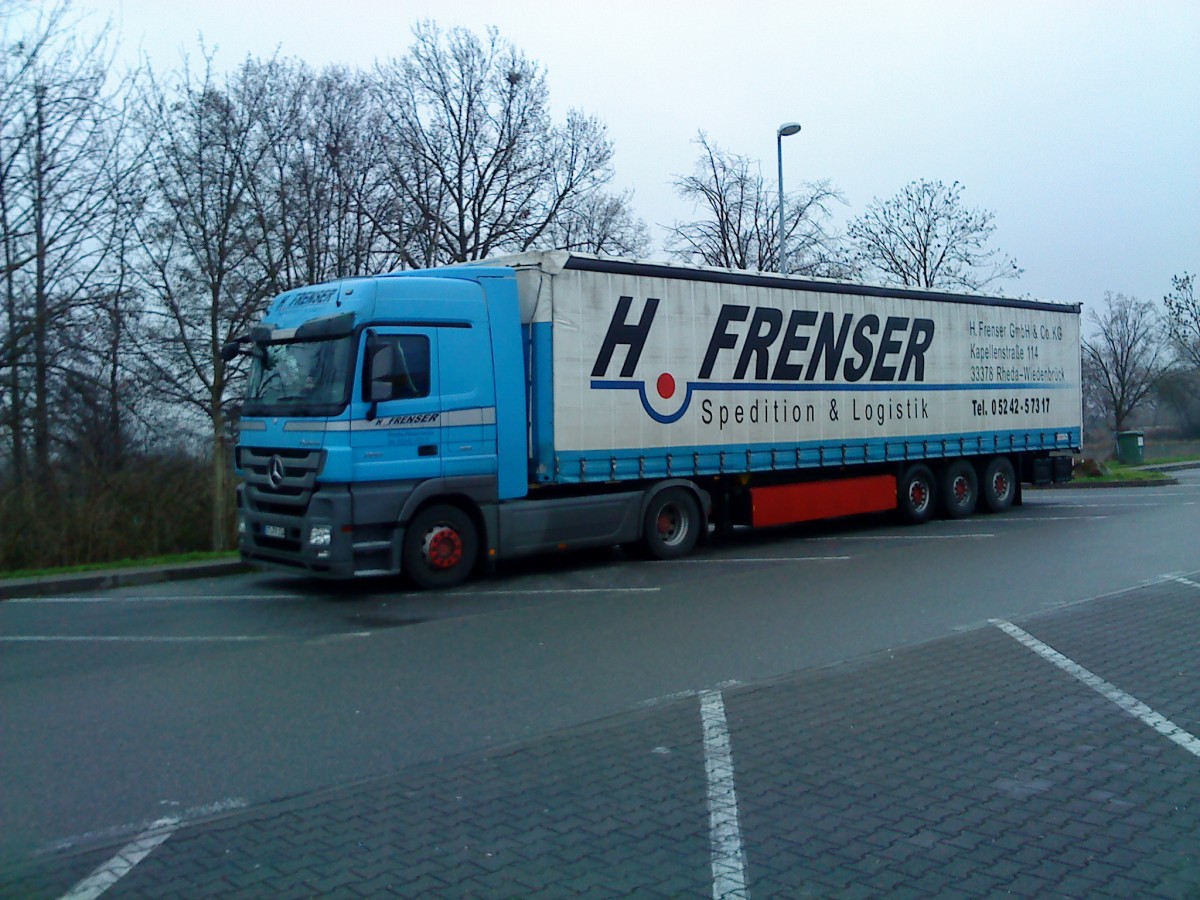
(0, 560, 248, 601)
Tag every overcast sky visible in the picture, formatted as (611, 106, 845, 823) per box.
(62, 0, 1200, 312)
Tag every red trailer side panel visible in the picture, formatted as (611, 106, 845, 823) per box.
(750, 475, 897, 527)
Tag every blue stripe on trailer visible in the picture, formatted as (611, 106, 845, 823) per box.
(549, 427, 1082, 484)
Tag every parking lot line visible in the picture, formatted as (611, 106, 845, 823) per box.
(992, 620, 1200, 760)
(0, 635, 275, 643)
(460, 587, 662, 596)
(5, 595, 305, 604)
(58, 817, 179, 900)
(669, 556, 851, 563)
(700, 689, 748, 900)
(982, 515, 1111, 522)
(812, 533, 995, 541)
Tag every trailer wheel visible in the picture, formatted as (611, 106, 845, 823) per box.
(940, 460, 978, 519)
(898, 464, 936, 525)
(642, 488, 701, 560)
(403, 504, 477, 589)
(980, 456, 1017, 513)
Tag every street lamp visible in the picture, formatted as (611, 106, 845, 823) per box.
(776, 122, 801, 274)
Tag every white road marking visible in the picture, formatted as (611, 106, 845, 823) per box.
(667, 556, 850, 563)
(54, 796, 249, 898)
(637, 688, 700, 709)
(0, 635, 275, 643)
(1167, 574, 1200, 590)
(1036, 490, 1189, 497)
(700, 689, 749, 900)
(458, 587, 662, 595)
(41, 798, 248, 856)
(979, 515, 1111, 522)
(58, 817, 178, 900)
(635, 680, 743, 709)
(811, 533, 995, 541)
(993, 620, 1200, 760)
(1033, 499, 1179, 506)
(6, 595, 303, 604)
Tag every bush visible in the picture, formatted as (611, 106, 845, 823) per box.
(0, 451, 230, 572)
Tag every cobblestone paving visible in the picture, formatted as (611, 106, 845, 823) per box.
(57, 704, 712, 899)
(728, 605, 1200, 898)
(3, 579, 1197, 898)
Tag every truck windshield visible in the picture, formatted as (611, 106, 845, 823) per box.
(242, 335, 354, 417)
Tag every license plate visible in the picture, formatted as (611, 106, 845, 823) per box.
(264, 524, 286, 539)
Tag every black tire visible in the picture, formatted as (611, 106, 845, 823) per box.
(939, 460, 979, 519)
(980, 456, 1017, 513)
(898, 464, 936, 525)
(642, 488, 701, 560)
(402, 504, 478, 589)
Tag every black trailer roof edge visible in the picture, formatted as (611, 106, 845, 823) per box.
(559, 254, 1081, 315)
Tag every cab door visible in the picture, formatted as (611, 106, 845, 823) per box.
(437, 318, 498, 479)
(352, 328, 442, 483)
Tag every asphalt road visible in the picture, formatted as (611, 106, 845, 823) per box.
(1, 471, 1197, 880)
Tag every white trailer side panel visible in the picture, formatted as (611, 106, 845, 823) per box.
(517, 255, 1080, 483)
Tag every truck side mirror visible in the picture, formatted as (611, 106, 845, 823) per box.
(364, 332, 398, 423)
(367, 343, 396, 403)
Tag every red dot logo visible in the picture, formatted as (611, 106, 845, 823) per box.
(656, 373, 676, 399)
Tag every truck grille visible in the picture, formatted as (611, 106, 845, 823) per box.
(241, 447, 325, 516)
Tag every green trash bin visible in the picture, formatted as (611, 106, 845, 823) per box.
(1116, 431, 1145, 464)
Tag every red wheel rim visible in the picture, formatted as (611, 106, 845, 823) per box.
(656, 502, 689, 546)
(953, 476, 969, 503)
(911, 482, 928, 511)
(424, 526, 463, 569)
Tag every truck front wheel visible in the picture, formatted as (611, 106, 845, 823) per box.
(403, 504, 478, 589)
(642, 488, 701, 560)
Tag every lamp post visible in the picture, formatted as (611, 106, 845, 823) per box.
(776, 122, 801, 274)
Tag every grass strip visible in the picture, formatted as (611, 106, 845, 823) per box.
(1, 551, 239, 581)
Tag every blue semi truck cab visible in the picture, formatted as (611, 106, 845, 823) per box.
(229, 266, 532, 587)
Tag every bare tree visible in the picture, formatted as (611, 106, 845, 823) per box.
(1082, 292, 1169, 432)
(240, 60, 404, 291)
(666, 132, 849, 276)
(847, 179, 1021, 291)
(540, 188, 650, 257)
(297, 65, 403, 277)
(59, 132, 147, 472)
(373, 22, 619, 265)
(1163, 272, 1198, 369)
(134, 51, 281, 550)
(0, 1, 134, 486)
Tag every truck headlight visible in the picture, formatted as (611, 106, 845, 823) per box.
(238, 515, 246, 535)
(309, 524, 332, 547)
